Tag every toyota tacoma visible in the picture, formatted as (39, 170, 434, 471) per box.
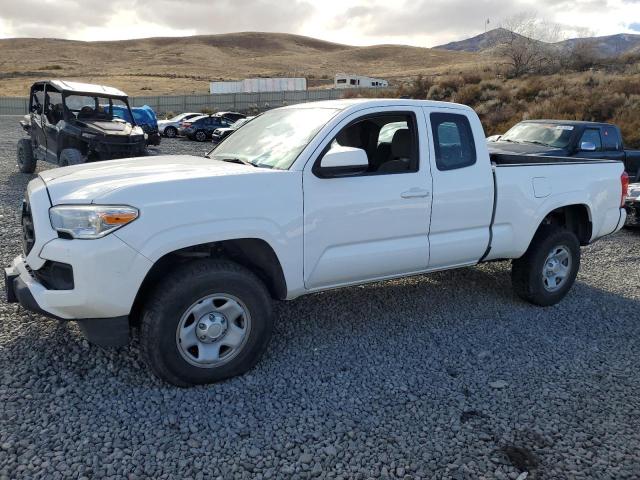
(5, 100, 628, 386)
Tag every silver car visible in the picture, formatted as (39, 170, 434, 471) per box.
(158, 112, 201, 138)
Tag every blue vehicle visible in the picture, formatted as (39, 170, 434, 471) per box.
(110, 104, 161, 146)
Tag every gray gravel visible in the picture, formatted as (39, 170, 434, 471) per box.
(1, 115, 640, 479)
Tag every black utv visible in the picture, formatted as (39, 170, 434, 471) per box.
(17, 80, 147, 173)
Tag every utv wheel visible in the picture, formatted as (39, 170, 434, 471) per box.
(59, 148, 85, 167)
(165, 126, 177, 138)
(194, 130, 207, 142)
(140, 259, 273, 386)
(511, 226, 580, 307)
(17, 139, 36, 173)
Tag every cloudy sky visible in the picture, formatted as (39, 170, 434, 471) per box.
(0, 0, 638, 47)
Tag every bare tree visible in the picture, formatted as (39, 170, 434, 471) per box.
(495, 13, 564, 77)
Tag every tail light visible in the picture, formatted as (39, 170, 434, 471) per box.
(182, 122, 192, 128)
(621, 171, 629, 207)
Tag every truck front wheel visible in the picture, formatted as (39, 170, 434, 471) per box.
(17, 139, 36, 173)
(511, 226, 580, 306)
(140, 259, 273, 386)
(59, 148, 85, 166)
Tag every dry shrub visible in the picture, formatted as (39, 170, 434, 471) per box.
(454, 84, 483, 105)
(515, 80, 542, 102)
(611, 77, 640, 96)
(461, 73, 483, 85)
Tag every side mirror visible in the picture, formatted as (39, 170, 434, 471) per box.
(580, 141, 597, 152)
(318, 146, 369, 178)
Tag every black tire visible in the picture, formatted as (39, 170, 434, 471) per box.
(194, 130, 207, 142)
(58, 148, 85, 167)
(140, 259, 273, 386)
(164, 126, 177, 138)
(511, 226, 580, 306)
(17, 138, 36, 173)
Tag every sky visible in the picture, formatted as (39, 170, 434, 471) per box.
(0, 0, 639, 47)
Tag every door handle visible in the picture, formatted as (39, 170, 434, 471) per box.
(401, 188, 431, 199)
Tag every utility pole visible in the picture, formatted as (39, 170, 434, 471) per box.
(485, 18, 491, 34)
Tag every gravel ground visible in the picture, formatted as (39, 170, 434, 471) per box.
(1, 115, 639, 479)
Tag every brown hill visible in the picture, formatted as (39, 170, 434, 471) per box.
(0, 32, 480, 96)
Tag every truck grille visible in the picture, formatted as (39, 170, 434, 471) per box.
(21, 198, 35, 256)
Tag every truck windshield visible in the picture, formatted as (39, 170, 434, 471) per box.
(207, 107, 339, 169)
(500, 123, 574, 148)
(64, 94, 130, 122)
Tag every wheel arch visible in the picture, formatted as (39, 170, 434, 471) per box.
(129, 237, 287, 326)
(533, 203, 593, 247)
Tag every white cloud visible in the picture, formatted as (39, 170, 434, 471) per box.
(0, 0, 638, 46)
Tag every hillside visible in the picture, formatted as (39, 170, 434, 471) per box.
(0, 32, 480, 97)
(436, 28, 640, 58)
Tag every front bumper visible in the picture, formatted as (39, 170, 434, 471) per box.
(5, 264, 131, 347)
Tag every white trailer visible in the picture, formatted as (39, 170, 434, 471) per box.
(210, 78, 307, 94)
(334, 74, 388, 89)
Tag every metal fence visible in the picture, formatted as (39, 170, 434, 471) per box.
(0, 88, 388, 116)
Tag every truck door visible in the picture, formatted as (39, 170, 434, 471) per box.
(303, 107, 432, 290)
(422, 107, 494, 268)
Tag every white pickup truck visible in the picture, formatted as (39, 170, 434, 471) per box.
(5, 99, 628, 386)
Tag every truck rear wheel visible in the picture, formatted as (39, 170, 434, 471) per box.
(17, 139, 36, 173)
(140, 259, 273, 386)
(59, 148, 85, 166)
(511, 226, 580, 306)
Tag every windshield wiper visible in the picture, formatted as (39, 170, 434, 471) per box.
(500, 139, 521, 144)
(218, 157, 258, 167)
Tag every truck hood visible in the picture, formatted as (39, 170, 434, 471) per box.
(75, 119, 139, 136)
(487, 141, 567, 156)
(39, 155, 261, 204)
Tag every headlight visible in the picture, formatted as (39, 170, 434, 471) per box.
(132, 126, 144, 135)
(49, 205, 138, 239)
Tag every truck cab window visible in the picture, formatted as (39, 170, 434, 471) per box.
(580, 129, 602, 151)
(602, 126, 620, 151)
(326, 113, 418, 175)
(430, 113, 476, 171)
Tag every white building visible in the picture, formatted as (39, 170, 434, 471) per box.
(334, 74, 389, 89)
(210, 78, 307, 94)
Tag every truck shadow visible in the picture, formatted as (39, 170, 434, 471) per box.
(1, 262, 638, 391)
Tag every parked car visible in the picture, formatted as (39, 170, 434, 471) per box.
(624, 182, 640, 227)
(111, 104, 161, 146)
(181, 115, 234, 142)
(16, 80, 146, 173)
(488, 120, 640, 180)
(158, 112, 201, 138)
(217, 111, 246, 123)
(5, 99, 628, 386)
(211, 116, 254, 143)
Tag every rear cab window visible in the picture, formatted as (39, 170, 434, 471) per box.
(430, 113, 477, 171)
(602, 126, 621, 151)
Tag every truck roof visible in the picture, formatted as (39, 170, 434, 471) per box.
(36, 80, 128, 97)
(283, 98, 474, 113)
